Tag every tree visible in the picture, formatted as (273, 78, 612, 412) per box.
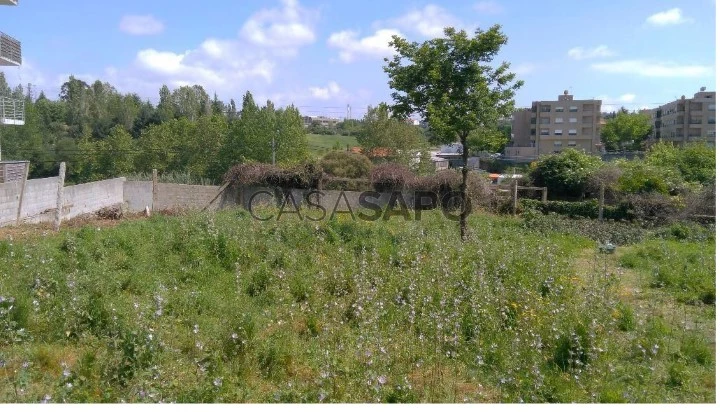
(383, 25, 523, 240)
(467, 125, 508, 154)
(357, 104, 428, 168)
(529, 149, 603, 199)
(600, 111, 652, 151)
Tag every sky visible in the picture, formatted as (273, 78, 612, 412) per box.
(1, 0, 717, 118)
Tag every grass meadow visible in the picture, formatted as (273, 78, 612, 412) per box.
(306, 134, 359, 157)
(0, 209, 714, 403)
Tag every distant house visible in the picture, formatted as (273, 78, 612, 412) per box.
(304, 115, 342, 128)
(431, 144, 480, 170)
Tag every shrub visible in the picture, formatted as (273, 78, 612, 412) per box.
(370, 163, 416, 192)
(619, 193, 682, 225)
(616, 159, 684, 195)
(224, 162, 323, 189)
(646, 142, 716, 186)
(520, 199, 630, 220)
(320, 151, 373, 179)
(529, 149, 602, 199)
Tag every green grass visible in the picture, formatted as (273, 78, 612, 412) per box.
(306, 134, 358, 157)
(0, 210, 714, 403)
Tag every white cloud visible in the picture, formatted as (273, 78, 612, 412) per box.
(474, 1, 503, 14)
(327, 29, 403, 63)
(645, 8, 693, 26)
(240, 0, 317, 52)
(596, 93, 639, 113)
(386, 4, 462, 37)
(119, 15, 165, 36)
(591, 60, 713, 77)
(308, 81, 343, 100)
(567, 45, 615, 60)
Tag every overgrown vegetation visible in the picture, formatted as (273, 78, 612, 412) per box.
(0, 209, 713, 402)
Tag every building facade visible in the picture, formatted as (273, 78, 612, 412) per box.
(648, 88, 715, 147)
(505, 91, 603, 161)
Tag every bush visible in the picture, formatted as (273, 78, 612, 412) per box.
(320, 151, 373, 179)
(529, 149, 602, 199)
(619, 193, 682, 225)
(645, 142, 715, 186)
(224, 162, 323, 189)
(520, 199, 630, 220)
(370, 163, 416, 192)
(616, 160, 684, 195)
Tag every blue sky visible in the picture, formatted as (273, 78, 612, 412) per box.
(1, 0, 716, 118)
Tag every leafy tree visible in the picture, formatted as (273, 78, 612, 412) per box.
(357, 104, 428, 168)
(467, 125, 508, 154)
(600, 111, 652, 151)
(645, 142, 715, 186)
(615, 159, 684, 195)
(529, 149, 603, 199)
(383, 25, 523, 239)
(320, 151, 373, 179)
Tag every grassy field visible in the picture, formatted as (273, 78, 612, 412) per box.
(0, 210, 714, 403)
(306, 134, 359, 157)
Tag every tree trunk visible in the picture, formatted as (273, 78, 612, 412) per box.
(459, 133, 470, 241)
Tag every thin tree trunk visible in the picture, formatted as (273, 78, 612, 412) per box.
(459, 133, 470, 241)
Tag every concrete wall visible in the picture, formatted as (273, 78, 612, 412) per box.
(62, 178, 126, 220)
(0, 180, 21, 226)
(155, 183, 222, 211)
(20, 177, 60, 224)
(230, 186, 447, 217)
(123, 181, 153, 212)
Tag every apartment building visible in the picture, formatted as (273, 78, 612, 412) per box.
(648, 87, 716, 147)
(504, 91, 603, 161)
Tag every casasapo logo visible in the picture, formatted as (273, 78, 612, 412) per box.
(247, 190, 468, 221)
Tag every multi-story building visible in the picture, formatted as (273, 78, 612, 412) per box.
(504, 91, 603, 161)
(0, 0, 23, 162)
(648, 87, 715, 147)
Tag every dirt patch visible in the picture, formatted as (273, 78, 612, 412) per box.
(0, 212, 149, 242)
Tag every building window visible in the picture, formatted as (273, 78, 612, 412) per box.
(554, 129, 563, 135)
(540, 105, 551, 112)
(555, 118, 564, 123)
(555, 107, 564, 112)
(553, 141, 562, 147)
(567, 141, 577, 147)
(709, 104, 716, 111)
(530, 117, 537, 124)
(540, 129, 549, 135)
(709, 118, 716, 124)
(540, 117, 550, 124)
(569, 106, 578, 112)
(530, 129, 536, 135)
(569, 118, 577, 123)
(569, 129, 577, 135)
(709, 131, 716, 138)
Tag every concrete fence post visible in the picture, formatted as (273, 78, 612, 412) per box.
(152, 169, 158, 212)
(15, 161, 29, 225)
(53, 162, 66, 232)
(512, 179, 518, 215)
(541, 187, 548, 204)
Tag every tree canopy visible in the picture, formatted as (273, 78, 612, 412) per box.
(383, 25, 523, 239)
(600, 111, 652, 151)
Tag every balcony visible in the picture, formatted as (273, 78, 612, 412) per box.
(0, 96, 24, 125)
(0, 32, 21, 66)
(0, 0, 18, 5)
